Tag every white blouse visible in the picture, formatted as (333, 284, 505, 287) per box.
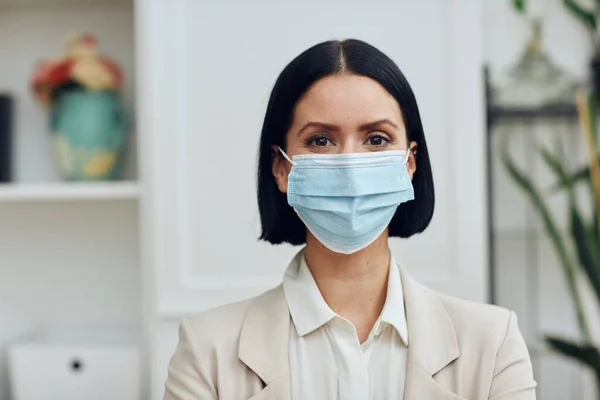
(282, 253, 409, 400)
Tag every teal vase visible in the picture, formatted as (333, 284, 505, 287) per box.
(50, 90, 129, 181)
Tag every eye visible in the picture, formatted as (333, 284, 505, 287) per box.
(307, 134, 334, 147)
(365, 133, 391, 147)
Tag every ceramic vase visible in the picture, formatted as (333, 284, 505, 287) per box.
(50, 89, 128, 181)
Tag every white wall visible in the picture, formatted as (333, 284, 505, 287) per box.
(143, 0, 486, 398)
(0, 202, 140, 328)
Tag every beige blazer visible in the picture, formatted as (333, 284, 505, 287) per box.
(164, 263, 536, 400)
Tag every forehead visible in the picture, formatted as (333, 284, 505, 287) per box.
(293, 74, 404, 125)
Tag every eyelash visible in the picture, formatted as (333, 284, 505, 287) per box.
(304, 133, 392, 147)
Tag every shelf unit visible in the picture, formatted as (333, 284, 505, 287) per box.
(0, 1, 142, 399)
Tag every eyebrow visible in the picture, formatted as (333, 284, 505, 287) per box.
(359, 119, 400, 131)
(296, 119, 400, 136)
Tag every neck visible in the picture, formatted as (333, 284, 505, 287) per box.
(304, 232, 391, 341)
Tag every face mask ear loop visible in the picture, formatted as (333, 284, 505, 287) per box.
(277, 146, 295, 166)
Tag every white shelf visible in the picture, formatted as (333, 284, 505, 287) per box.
(13, 325, 141, 347)
(0, 0, 131, 8)
(0, 181, 140, 202)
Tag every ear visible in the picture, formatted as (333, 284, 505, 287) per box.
(271, 145, 290, 194)
(407, 141, 417, 179)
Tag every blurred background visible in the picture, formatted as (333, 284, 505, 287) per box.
(0, 0, 598, 399)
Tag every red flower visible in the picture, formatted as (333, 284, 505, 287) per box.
(30, 33, 123, 106)
(49, 60, 74, 86)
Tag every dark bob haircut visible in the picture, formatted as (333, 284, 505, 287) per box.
(257, 38, 434, 245)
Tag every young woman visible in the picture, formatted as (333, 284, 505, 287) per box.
(164, 39, 536, 400)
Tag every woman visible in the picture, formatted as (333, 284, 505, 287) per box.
(164, 39, 536, 400)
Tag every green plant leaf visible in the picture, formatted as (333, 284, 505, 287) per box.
(594, 204, 600, 243)
(512, 0, 526, 14)
(546, 337, 600, 373)
(501, 138, 590, 339)
(537, 144, 600, 318)
(564, 0, 597, 31)
(549, 155, 600, 193)
(551, 166, 591, 192)
(538, 145, 570, 184)
(571, 205, 600, 305)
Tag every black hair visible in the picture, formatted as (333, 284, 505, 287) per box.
(257, 39, 434, 245)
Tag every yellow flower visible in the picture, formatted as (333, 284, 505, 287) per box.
(71, 58, 114, 90)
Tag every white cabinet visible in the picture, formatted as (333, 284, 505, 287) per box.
(0, 2, 142, 400)
(10, 335, 140, 400)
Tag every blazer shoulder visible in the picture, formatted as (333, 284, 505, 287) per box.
(183, 285, 283, 351)
(435, 290, 514, 349)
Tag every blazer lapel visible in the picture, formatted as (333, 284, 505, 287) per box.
(404, 362, 467, 400)
(247, 375, 291, 400)
(238, 285, 291, 400)
(399, 265, 464, 400)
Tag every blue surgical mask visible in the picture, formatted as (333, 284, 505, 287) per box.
(278, 147, 415, 254)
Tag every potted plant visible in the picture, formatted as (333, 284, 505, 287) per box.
(501, 91, 600, 396)
(30, 33, 129, 181)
